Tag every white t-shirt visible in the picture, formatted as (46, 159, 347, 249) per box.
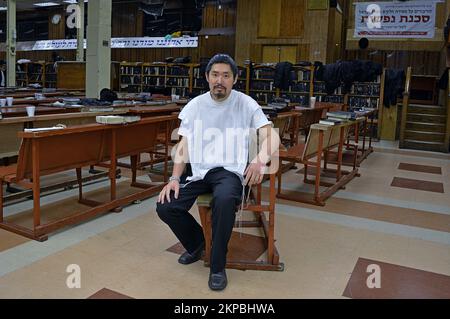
(178, 90, 270, 181)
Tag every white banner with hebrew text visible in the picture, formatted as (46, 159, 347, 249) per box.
(29, 36, 198, 51)
(354, 1, 436, 38)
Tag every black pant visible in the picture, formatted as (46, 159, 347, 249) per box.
(156, 167, 243, 273)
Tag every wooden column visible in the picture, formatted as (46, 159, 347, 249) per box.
(6, 0, 16, 87)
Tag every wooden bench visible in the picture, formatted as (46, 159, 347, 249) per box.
(277, 120, 359, 206)
(0, 115, 176, 241)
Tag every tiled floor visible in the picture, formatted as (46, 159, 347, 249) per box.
(0, 145, 449, 299)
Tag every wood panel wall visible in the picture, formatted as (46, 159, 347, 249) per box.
(0, 2, 236, 65)
(198, 2, 236, 60)
(235, 0, 333, 65)
(48, 8, 66, 40)
(111, 2, 143, 37)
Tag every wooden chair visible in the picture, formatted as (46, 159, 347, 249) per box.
(197, 171, 283, 271)
(293, 102, 345, 143)
(196, 118, 286, 271)
(277, 122, 357, 206)
(273, 111, 301, 147)
(296, 107, 323, 143)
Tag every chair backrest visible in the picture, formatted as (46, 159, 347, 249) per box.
(300, 108, 323, 129)
(302, 125, 332, 160)
(301, 122, 353, 160)
(319, 102, 345, 119)
(271, 112, 297, 142)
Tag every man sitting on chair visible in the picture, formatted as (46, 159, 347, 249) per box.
(156, 53, 279, 291)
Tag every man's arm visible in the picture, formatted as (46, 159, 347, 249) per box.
(158, 136, 189, 203)
(244, 124, 280, 186)
(171, 136, 189, 179)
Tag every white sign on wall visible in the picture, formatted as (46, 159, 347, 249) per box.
(30, 37, 198, 51)
(354, 1, 436, 39)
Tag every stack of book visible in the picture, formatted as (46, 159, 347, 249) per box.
(319, 118, 343, 125)
(319, 111, 364, 126)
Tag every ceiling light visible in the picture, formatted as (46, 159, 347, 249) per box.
(63, 0, 88, 3)
(33, 2, 60, 7)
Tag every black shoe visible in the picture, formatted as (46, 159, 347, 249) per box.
(178, 242, 204, 265)
(208, 270, 227, 291)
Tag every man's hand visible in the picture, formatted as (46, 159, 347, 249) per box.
(243, 161, 265, 186)
(157, 180, 180, 204)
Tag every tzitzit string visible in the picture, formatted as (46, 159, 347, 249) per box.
(237, 183, 252, 238)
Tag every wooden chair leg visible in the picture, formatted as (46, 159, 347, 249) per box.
(149, 152, 154, 170)
(0, 180, 3, 223)
(277, 166, 282, 196)
(198, 206, 212, 265)
(267, 210, 275, 263)
(130, 155, 138, 184)
(76, 167, 82, 201)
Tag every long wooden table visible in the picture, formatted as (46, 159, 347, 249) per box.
(127, 104, 182, 117)
(0, 115, 176, 241)
(0, 105, 76, 118)
(0, 110, 129, 160)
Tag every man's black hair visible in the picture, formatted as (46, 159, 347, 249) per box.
(205, 54, 238, 78)
(0, 60, 6, 66)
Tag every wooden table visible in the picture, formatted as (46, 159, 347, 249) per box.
(0, 110, 128, 160)
(0, 105, 75, 118)
(0, 91, 84, 99)
(0, 115, 177, 241)
(12, 98, 63, 105)
(126, 103, 182, 117)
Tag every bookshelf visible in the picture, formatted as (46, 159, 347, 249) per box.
(313, 81, 345, 104)
(142, 62, 166, 93)
(15, 61, 61, 88)
(165, 63, 191, 97)
(279, 65, 312, 106)
(113, 62, 385, 139)
(119, 62, 143, 93)
(249, 64, 277, 105)
(192, 64, 208, 96)
(235, 65, 250, 94)
(16, 63, 28, 87)
(346, 69, 386, 139)
(27, 62, 45, 87)
(45, 62, 57, 88)
(347, 82, 382, 108)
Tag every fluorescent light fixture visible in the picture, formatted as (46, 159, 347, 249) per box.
(0, 7, 7, 11)
(33, 2, 60, 7)
(63, 0, 88, 3)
